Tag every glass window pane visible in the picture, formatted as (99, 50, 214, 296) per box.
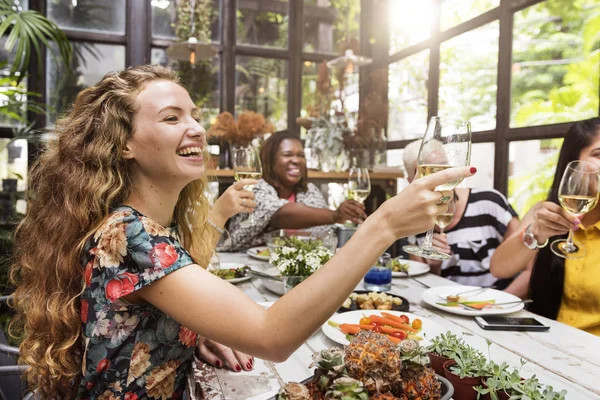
(440, 0, 499, 31)
(46, 43, 125, 124)
(235, 56, 288, 131)
(303, 0, 360, 54)
(508, 138, 563, 217)
(510, 1, 600, 128)
(151, 0, 220, 42)
(387, 50, 429, 140)
(388, 0, 433, 55)
(47, 0, 125, 34)
(439, 21, 499, 132)
(151, 48, 220, 129)
(237, 0, 288, 48)
(463, 142, 494, 189)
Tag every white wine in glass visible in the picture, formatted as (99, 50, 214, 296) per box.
(551, 160, 599, 259)
(348, 167, 371, 204)
(233, 147, 263, 226)
(435, 192, 455, 235)
(403, 117, 471, 260)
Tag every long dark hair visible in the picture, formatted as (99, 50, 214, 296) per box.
(529, 117, 600, 319)
(260, 131, 308, 193)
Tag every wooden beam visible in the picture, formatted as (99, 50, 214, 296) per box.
(62, 29, 127, 45)
(222, 0, 236, 112)
(493, 0, 513, 194)
(288, 0, 303, 134)
(126, 0, 150, 66)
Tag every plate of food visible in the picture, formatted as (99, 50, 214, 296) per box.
(338, 290, 409, 313)
(390, 258, 431, 277)
(421, 285, 526, 316)
(269, 336, 453, 400)
(208, 262, 251, 284)
(246, 246, 270, 261)
(322, 310, 445, 346)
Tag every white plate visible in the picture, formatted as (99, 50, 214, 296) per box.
(322, 310, 446, 346)
(210, 262, 252, 284)
(247, 246, 270, 261)
(421, 285, 525, 316)
(391, 259, 431, 277)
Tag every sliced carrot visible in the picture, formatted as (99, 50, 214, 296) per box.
(339, 323, 374, 334)
(368, 315, 419, 332)
(381, 312, 407, 323)
(379, 325, 408, 335)
(384, 334, 401, 344)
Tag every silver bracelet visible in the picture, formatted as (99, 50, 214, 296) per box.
(207, 218, 226, 235)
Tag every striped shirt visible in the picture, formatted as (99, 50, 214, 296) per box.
(412, 188, 518, 287)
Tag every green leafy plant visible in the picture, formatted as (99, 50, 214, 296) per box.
(448, 346, 489, 379)
(0, 0, 72, 81)
(426, 331, 466, 359)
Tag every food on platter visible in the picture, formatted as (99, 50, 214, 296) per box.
(389, 259, 409, 273)
(209, 265, 250, 280)
(276, 331, 442, 400)
(328, 312, 423, 345)
(342, 292, 403, 311)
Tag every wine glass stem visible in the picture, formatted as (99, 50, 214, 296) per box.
(564, 229, 576, 252)
(440, 227, 444, 235)
(422, 227, 435, 251)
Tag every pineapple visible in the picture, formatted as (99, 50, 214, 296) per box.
(277, 382, 311, 400)
(344, 330, 402, 393)
(310, 348, 347, 394)
(325, 377, 369, 400)
(397, 339, 441, 400)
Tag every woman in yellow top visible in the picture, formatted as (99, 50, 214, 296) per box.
(491, 117, 600, 336)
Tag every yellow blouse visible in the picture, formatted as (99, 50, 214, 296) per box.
(557, 220, 600, 336)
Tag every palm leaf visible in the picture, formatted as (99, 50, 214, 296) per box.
(0, 1, 72, 81)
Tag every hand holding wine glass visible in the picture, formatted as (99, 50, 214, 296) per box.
(232, 147, 263, 226)
(403, 117, 471, 260)
(550, 160, 599, 259)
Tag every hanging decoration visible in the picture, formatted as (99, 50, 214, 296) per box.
(166, 0, 217, 64)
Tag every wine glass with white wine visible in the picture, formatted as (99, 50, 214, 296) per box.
(550, 160, 599, 259)
(403, 117, 471, 260)
(436, 191, 455, 236)
(233, 147, 263, 226)
(348, 166, 371, 205)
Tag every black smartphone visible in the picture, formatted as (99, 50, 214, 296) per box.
(474, 316, 550, 331)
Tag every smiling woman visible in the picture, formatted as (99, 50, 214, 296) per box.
(9, 64, 476, 399)
(218, 131, 369, 252)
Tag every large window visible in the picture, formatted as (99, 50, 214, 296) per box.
(510, 1, 599, 127)
(387, 50, 429, 140)
(46, 43, 125, 123)
(386, 0, 600, 203)
(48, 0, 126, 34)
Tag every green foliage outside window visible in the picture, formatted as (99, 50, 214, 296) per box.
(508, 0, 599, 216)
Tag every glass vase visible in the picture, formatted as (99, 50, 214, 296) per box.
(283, 275, 308, 293)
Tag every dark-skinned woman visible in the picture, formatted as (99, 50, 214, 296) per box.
(218, 131, 367, 251)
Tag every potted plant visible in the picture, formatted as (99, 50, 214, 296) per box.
(269, 236, 333, 293)
(443, 346, 489, 400)
(426, 331, 465, 375)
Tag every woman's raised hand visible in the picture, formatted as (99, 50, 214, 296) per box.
(211, 179, 258, 221)
(529, 201, 581, 243)
(376, 166, 476, 239)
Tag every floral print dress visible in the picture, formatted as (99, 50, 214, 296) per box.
(78, 206, 198, 400)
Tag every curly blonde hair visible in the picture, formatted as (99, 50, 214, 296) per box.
(10, 65, 213, 397)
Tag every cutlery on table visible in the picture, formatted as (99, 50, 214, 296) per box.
(437, 286, 496, 302)
(458, 299, 533, 310)
(401, 270, 431, 289)
(246, 268, 283, 282)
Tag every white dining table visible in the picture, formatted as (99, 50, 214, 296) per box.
(187, 252, 600, 400)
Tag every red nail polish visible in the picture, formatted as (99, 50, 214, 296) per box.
(235, 365, 241, 372)
(216, 360, 222, 368)
(246, 362, 252, 369)
(470, 167, 477, 174)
